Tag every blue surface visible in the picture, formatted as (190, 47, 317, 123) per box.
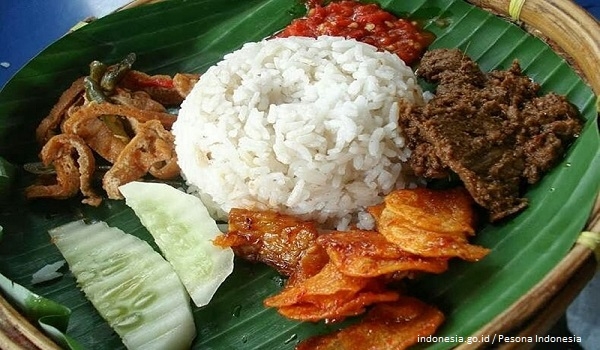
(0, 0, 598, 349)
(568, 274, 600, 350)
(579, 0, 600, 17)
(0, 0, 130, 87)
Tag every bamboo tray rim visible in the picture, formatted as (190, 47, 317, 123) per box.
(463, 0, 600, 346)
(470, 0, 600, 96)
(1, 0, 599, 349)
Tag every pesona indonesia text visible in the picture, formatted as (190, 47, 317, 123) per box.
(417, 334, 582, 345)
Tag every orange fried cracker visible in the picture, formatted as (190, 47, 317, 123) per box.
(370, 188, 489, 262)
(375, 211, 489, 262)
(277, 290, 399, 323)
(264, 262, 370, 307)
(265, 262, 399, 322)
(296, 296, 445, 350)
(25, 133, 101, 206)
(382, 187, 476, 235)
(287, 244, 330, 285)
(317, 230, 449, 277)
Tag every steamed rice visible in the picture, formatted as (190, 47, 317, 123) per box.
(173, 36, 424, 225)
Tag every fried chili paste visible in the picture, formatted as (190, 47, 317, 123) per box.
(399, 48, 583, 222)
(277, 0, 434, 65)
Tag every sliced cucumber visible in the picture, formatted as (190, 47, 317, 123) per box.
(49, 220, 196, 350)
(119, 181, 234, 307)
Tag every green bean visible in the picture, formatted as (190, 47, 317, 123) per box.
(100, 52, 136, 92)
(89, 60, 107, 83)
(83, 77, 130, 141)
(83, 76, 109, 103)
(99, 115, 131, 141)
(0, 156, 16, 202)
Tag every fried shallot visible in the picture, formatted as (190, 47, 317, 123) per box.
(110, 89, 168, 112)
(27, 54, 194, 205)
(25, 134, 101, 206)
(35, 77, 85, 145)
(61, 106, 129, 164)
(173, 73, 201, 98)
(62, 101, 176, 134)
(103, 120, 178, 199)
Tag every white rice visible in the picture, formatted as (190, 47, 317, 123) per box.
(173, 36, 424, 227)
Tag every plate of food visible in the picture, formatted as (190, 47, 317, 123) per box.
(0, 0, 598, 349)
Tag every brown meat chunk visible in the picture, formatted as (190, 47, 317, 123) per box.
(401, 48, 582, 221)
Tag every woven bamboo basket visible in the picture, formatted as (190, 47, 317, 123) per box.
(457, 1, 600, 349)
(0, 0, 598, 349)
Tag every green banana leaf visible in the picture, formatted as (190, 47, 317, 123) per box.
(0, 273, 84, 350)
(0, 0, 598, 349)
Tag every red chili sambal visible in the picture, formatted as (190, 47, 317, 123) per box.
(277, 0, 435, 65)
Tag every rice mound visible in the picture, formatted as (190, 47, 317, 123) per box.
(173, 36, 424, 225)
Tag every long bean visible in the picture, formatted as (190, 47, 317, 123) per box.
(100, 53, 136, 92)
(83, 77, 130, 141)
(83, 76, 109, 103)
(89, 60, 107, 83)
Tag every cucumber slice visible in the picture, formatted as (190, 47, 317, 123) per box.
(119, 181, 234, 307)
(49, 220, 196, 350)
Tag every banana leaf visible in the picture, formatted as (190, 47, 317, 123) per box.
(0, 0, 598, 349)
(0, 273, 83, 349)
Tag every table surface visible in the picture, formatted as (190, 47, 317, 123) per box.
(0, 1, 598, 349)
